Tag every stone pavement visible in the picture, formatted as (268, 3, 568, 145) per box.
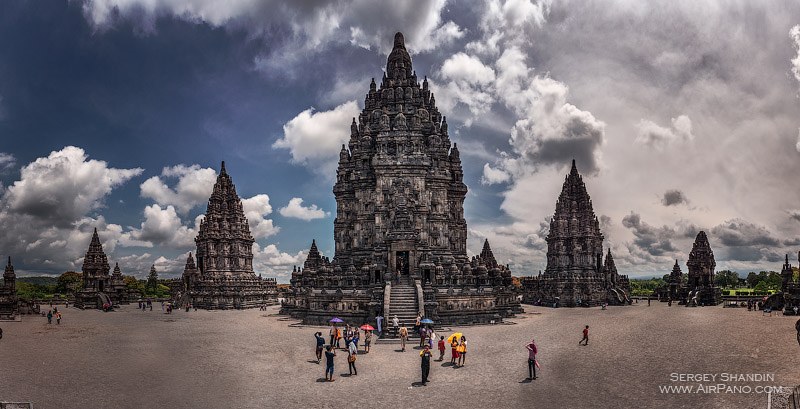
(1, 303, 798, 408)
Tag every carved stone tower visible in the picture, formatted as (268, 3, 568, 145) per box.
(332, 31, 467, 279)
(195, 161, 255, 278)
(685, 231, 721, 305)
(186, 162, 277, 309)
(81, 228, 111, 293)
(686, 231, 715, 289)
(545, 160, 604, 276)
(0, 256, 18, 320)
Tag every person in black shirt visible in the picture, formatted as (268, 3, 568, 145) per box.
(324, 345, 336, 382)
(420, 344, 432, 385)
(314, 332, 325, 364)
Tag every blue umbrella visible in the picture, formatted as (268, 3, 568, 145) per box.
(329, 317, 344, 323)
(420, 318, 434, 324)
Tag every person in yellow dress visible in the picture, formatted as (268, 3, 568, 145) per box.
(457, 336, 467, 367)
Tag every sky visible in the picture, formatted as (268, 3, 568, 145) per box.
(1, 0, 800, 282)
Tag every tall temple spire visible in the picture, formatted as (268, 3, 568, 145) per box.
(195, 162, 254, 277)
(3, 256, 15, 289)
(480, 239, 498, 267)
(386, 31, 412, 80)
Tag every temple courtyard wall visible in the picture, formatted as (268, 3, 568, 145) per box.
(1, 304, 799, 409)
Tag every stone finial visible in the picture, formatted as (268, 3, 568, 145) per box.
(220, 161, 227, 174)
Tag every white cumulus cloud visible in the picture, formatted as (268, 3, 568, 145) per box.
(635, 115, 695, 150)
(241, 194, 280, 239)
(273, 100, 360, 177)
(139, 164, 217, 214)
(279, 197, 328, 221)
(4, 146, 142, 227)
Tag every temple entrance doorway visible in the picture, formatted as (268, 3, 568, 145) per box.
(396, 251, 410, 275)
(98, 281, 104, 292)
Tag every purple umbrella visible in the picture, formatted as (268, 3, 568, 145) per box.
(329, 317, 344, 323)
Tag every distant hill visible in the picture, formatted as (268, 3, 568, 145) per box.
(17, 276, 59, 286)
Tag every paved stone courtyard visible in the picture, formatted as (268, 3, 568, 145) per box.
(1, 303, 798, 409)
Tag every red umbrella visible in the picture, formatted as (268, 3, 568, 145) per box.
(360, 324, 375, 331)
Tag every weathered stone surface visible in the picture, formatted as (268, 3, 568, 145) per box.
(521, 161, 630, 307)
(183, 162, 278, 309)
(283, 32, 521, 325)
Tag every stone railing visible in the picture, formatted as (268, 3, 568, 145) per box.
(383, 282, 392, 318)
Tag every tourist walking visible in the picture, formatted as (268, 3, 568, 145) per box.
(336, 327, 342, 349)
(376, 315, 383, 334)
(414, 314, 421, 331)
(418, 326, 426, 347)
(347, 339, 358, 375)
(526, 338, 538, 379)
(364, 330, 372, 353)
(437, 336, 446, 361)
(56, 312, 62, 325)
(47, 310, 52, 324)
(392, 315, 399, 329)
(457, 336, 467, 367)
(315, 332, 325, 364)
(579, 325, 589, 346)
(420, 344, 432, 385)
(324, 345, 336, 382)
(450, 335, 459, 364)
(329, 325, 336, 346)
(352, 330, 360, 352)
(399, 324, 408, 352)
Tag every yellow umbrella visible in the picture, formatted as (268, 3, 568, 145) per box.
(448, 332, 463, 343)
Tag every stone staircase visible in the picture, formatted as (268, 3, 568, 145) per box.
(386, 276, 419, 338)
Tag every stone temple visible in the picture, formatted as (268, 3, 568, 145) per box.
(0, 256, 19, 320)
(521, 161, 630, 307)
(282, 32, 521, 326)
(181, 162, 278, 309)
(684, 231, 722, 306)
(75, 228, 127, 309)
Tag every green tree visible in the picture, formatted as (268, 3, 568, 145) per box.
(746, 272, 759, 288)
(146, 265, 158, 291)
(714, 270, 739, 288)
(55, 271, 82, 294)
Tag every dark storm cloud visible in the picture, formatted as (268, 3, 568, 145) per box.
(661, 189, 689, 206)
(711, 219, 780, 247)
(621, 212, 679, 257)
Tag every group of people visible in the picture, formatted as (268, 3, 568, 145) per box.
(137, 300, 153, 311)
(46, 307, 62, 325)
(312, 317, 594, 385)
(316, 325, 375, 381)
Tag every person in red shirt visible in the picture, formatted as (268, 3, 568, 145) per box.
(579, 325, 589, 346)
(437, 336, 446, 361)
(526, 338, 538, 379)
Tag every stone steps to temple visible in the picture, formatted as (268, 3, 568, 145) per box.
(387, 281, 420, 336)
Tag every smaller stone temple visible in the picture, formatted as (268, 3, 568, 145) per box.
(182, 162, 279, 309)
(75, 228, 115, 309)
(781, 253, 800, 314)
(0, 256, 19, 320)
(684, 231, 722, 306)
(654, 260, 685, 301)
(108, 262, 129, 304)
(521, 161, 631, 307)
(763, 253, 800, 314)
